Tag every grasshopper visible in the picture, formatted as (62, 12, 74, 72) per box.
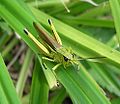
(24, 19, 105, 70)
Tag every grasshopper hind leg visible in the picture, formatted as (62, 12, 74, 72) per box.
(42, 56, 55, 62)
(48, 19, 62, 46)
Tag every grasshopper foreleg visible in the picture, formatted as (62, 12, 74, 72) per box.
(42, 56, 55, 62)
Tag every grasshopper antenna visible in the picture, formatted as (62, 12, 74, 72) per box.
(76, 56, 106, 61)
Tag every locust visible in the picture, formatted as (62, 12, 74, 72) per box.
(23, 19, 104, 70)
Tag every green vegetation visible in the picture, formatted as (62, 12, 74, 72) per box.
(0, 0, 120, 104)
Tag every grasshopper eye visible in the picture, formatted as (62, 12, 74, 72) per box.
(63, 56, 69, 62)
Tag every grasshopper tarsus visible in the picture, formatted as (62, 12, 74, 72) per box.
(48, 19, 52, 25)
(23, 28, 29, 35)
(56, 81, 60, 87)
(42, 63, 47, 70)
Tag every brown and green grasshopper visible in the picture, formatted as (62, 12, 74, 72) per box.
(24, 19, 105, 70)
(24, 19, 81, 69)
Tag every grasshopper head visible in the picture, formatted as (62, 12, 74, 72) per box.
(57, 47, 75, 62)
(63, 53, 74, 62)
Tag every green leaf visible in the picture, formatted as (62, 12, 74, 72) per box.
(109, 0, 120, 45)
(45, 60, 111, 104)
(49, 87, 67, 104)
(16, 49, 33, 98)
(30, 58, 49, 104)
(1, 38, 19, 58)
(89, 63, 120, 97)
(0, 54, 21, 104)
(0, 85, 9, 104)
(111, 98, 120, 104)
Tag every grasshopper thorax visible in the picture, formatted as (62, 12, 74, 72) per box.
(57, 47, 74, 60)
(49, 47, 76, 67)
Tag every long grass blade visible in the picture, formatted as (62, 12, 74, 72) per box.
(0, 54, 21, 104)
(30, 58, 49, 104)
(109, 0, 120, 46)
